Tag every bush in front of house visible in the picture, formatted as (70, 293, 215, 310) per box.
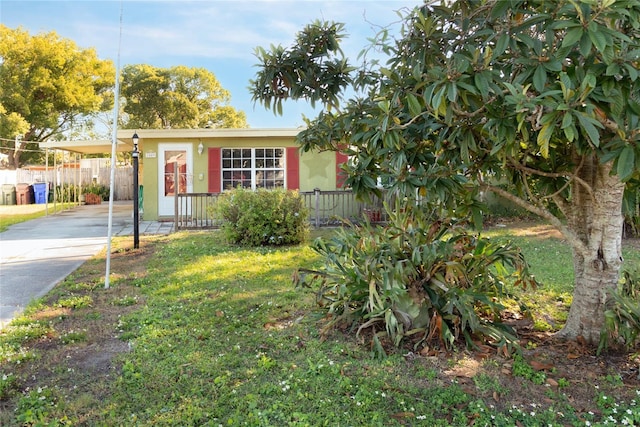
(215, 187, 309, 246)
(83, 183, 109, 201)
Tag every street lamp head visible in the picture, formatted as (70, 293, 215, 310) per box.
(132, 132, 139, 150)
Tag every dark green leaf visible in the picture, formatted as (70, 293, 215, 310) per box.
(617, 146, 636, 181)
(533, 65, 547, 92)
(561, 27, 583, 48)
(493, 33, 509, 59)
(588, 26, 608, 54)
(406, 93, 422, 117)
(575, 112, 602, 147)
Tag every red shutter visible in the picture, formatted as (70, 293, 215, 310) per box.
(286, 147, 299, 190)
(208, 147, 221, 193)
(336, 152, 349, 188)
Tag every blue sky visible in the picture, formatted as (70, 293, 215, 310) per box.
(1, 1, 420, 128)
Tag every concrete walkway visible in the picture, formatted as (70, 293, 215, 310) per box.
(0, 202, 173, 328)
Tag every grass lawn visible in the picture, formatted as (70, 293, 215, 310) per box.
(0, 203, 77, 232)
(0, 224, 639, 426)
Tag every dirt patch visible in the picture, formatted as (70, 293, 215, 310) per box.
(0, 237, 158, 411)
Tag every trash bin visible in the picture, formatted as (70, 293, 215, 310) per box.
(1, 184, 16, 205)
(16, 183, 34, 205)
(32, 182, 48, 204)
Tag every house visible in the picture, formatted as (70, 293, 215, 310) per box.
(40, 128, 349, 221)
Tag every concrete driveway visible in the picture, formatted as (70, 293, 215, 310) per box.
(0, 202, 173, 328)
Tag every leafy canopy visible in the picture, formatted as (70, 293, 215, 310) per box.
(122, 64, 247, 129)
(0, 25, 114, 166)
(251, 0, 640, 210)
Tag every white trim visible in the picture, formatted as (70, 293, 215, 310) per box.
(158, 143, 193, 216)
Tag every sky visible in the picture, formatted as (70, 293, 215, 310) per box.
(1, 0, 421, 129)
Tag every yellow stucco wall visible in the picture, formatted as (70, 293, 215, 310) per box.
(139, 135, 338, 220)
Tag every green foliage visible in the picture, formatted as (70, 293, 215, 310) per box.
(0, 372, 18, 400)
(83, 183, 109, 201)
(0, 25, 114, 167)
(215, 187, 309, 246)
(250, 20, 353, 113)
(15, 387, 67, 426)
(55, 295, 93, 309)
(59, 331, 87, 345)
(623, 184, 640, 237)
(121, 64, 247, 129)
(511, 355, 547, 385)
(296, 200, 537, 356)
(252, 0, 640, 341)
(53, 184, 79, 203)
(599, 267, 640, 353)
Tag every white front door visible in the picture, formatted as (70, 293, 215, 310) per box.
(158, 143, 193, 216)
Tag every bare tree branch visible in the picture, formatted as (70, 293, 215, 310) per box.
(484, 183, 588, 254)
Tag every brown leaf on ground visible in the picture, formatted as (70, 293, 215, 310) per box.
(530, 360, 554, 371)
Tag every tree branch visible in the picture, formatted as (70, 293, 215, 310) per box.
(507, 157, 594, 198)
(484, 183, 588, 254)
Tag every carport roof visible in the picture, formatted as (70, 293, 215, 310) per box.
(38, 139, 133, 154)
(38, 128, 303, 154)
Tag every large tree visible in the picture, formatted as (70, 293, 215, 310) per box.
(0, 25, 114, 168)
(121, 64, 247, 129)
(251, 0, 640, 343)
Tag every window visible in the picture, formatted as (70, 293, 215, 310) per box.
(221, 148, 285, 190)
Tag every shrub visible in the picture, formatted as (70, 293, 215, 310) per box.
(295, 198, 537, 357)
(53, 183, 79, 203)
(83, 183, 109, 201)
(214, 187, 309, 246)
(599, 267, 640, 353)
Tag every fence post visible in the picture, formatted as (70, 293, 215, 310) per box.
(314, 188, 320, 228)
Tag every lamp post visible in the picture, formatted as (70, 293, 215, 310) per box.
(132, 132, 140, 249)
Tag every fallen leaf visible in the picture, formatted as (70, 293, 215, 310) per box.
(530, 360, 554, 371)
(546, 378, 558, 387)
(391, 412, 414, 420)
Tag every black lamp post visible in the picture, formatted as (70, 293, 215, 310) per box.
(132, 132, 140, 249)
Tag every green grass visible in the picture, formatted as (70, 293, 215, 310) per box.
(0, 203, 77, 232)
(482, 224, 640, 332)
(1, 227, 639, 426)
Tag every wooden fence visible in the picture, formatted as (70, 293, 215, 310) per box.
(14, 167, 133, 201)
(174, 189, 388, 230)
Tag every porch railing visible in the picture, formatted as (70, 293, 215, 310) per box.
(174, 189, 387, 231)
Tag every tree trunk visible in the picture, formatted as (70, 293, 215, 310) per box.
(557, 159, 625, 343)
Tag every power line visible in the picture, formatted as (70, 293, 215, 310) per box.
(0, 146, 45, 153)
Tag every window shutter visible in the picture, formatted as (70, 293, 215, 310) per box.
(208, 147, 221, 193)
(336, 152, 349, 188)
(286, 147, 299, 190)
